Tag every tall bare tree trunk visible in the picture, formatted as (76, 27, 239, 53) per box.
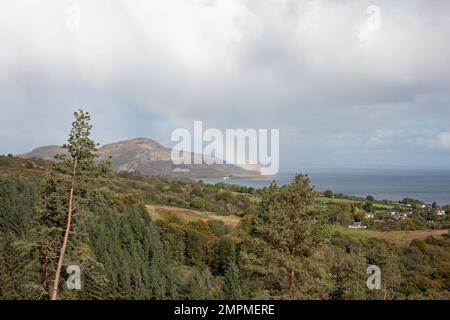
(289, 270, 295, 288)
(51, 158, 77, 300)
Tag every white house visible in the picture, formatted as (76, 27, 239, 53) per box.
(437, 210, 446, 216)
(348, 222, 368, 229)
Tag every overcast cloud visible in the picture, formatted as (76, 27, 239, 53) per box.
(0, 0, 449, 171)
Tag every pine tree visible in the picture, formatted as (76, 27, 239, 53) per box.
(0, 177, 42, 299)
(223, 261, 243, 300)
(50, 110, 110, 300)
(241, 174, 333, 298)
(188, 269, 213, 300)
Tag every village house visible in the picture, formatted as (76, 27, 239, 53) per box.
(348, 221, 368, 229)
(437, 210, 446, 216)
(388, 210, 409, 220)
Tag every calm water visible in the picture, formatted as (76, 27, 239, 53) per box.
(203, 168, 450, 205)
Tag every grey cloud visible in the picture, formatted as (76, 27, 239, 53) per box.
(0, 0, 449, 170)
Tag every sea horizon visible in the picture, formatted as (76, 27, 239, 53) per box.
(203, 167, 450, 205)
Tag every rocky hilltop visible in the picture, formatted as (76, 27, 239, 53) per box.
(19, 137, 259, 178)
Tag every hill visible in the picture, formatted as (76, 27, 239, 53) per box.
(19, 137, 259, 178)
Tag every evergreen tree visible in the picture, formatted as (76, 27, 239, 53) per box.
(212, 238, 236, 275)
(0, 177, 44, 299)
(241, 174, 333, 298)
(223, 261, 243, 300)
(188, 268, 213, 300)
(44, 110, 111, 300)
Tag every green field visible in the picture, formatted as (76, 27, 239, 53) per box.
(332, 225, 381, 239)
(333, 225, 448, 245)
(315, 196, 358, 204)
(316, 196, 396, 210)
(243, 195, 397, 210)
(372, 203, 396, 210)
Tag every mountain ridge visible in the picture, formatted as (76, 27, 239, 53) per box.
(19, 137, 260, 178)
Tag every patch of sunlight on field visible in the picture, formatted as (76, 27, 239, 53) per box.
(146, 205, 241, 227)
(246, 195, 261, 204)
(333, 225, 448, 245)
(379, 229, 448, 244)
(332, 225, 380, 239)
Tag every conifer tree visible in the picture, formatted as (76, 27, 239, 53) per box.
(51, 110, 108, 300)
(223, 261, 243, 300)
(0, 177, 42, 299)
(241, 174, 332, 298)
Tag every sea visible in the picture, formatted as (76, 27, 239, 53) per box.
(202, 168, 450, 205)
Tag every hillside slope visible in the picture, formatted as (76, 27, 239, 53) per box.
(19, 137, 259, 178)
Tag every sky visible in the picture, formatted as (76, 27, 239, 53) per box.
(0, 0, 449, 172)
